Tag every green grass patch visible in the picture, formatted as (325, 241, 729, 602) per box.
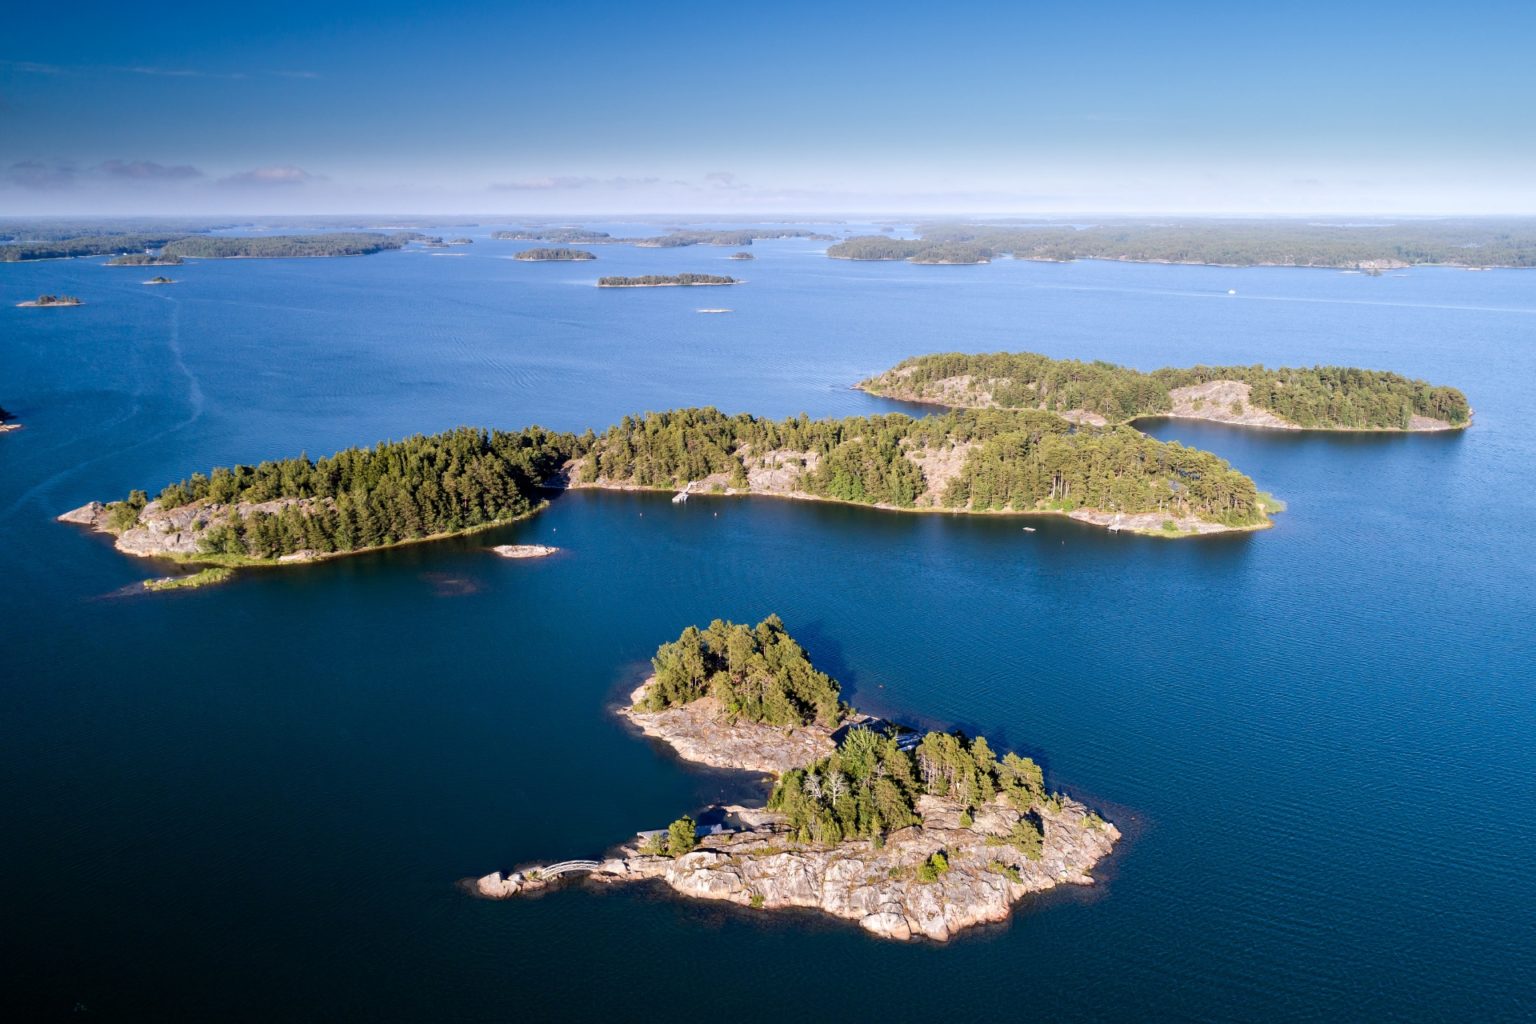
(143, 567, 234, 591)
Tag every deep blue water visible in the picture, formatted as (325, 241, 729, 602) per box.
(3, 229, 1534, 1021)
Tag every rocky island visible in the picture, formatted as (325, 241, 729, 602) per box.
(859, 352, 1471, 432)
(17, 294, 82, 307)
(597, 274, 740, 288)
(0, 405, 17, 434)
(570, 406, 1274, 535)
(727, 251, 755, 260)
(514, 248, 596, 261)
(58, 404, 1276, 579)
(144, 276, 176, 286)
(491, 544, 558, 558)
(474, 616, 1118, 942)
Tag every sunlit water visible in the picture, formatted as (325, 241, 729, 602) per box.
(3, 228, 1533, 1021)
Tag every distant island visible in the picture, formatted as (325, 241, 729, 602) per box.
(0, 223, 420, 262)
(446, 237, 473, 245)
(474, 616, 1118, 942)
(514, 248, 596, 262)
(144, 276, 176, 286)
(493, 228, 613, 244)
(17, 294, 82, 307)
(859, 352, 1471, 432)
(493, 227, 834, 249)
(727, 251, 755, 260)
(598, 274, 739, 288)
(58, 404, 1276, 574)
(105, 252, 184, 267)
(827, 218, 1536, 269)
(161, 232, 416, 259)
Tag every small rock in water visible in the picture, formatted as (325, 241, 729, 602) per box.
(491, 544, 558, 559)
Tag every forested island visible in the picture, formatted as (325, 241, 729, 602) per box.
(573, 406, 1272, 532)
(17, 294, 82, 307)
(492, 228, 614, 244)
(514, 248, 597, 261)
(493, 227, 833, 249)
(144, 276, 176, 286)
(60, 402, 1275, 573)
(59, 426, 577, 565)
(860, 352, 1471, 432)
(162, 232, 415, 259)
(728, 251, 755, 260)
(474, 616, 1118, 942)
(597, 274, 739, 288)
(105, 253, 184, 267)
(0, 222, 417, 261)
(828, 218, 1536, 268)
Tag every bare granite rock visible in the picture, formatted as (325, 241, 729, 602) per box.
(617, 678, 835, 775)
(492, 544, 558, 559)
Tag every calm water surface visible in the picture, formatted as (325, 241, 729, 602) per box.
(3, 229, 1533, 1021)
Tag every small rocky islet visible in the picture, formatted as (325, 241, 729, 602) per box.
(473, 616, 1118, 943)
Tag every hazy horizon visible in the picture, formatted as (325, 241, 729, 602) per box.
(5, 1, 1534, 218)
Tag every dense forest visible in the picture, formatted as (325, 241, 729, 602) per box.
(597, 274, 738, 287)
(863, 352, 1471, 429)
(1, 234, 181, 261)
(105, 426, 578, 560)
(770, 726, 1049, 853)
(829, 218, 1536, 268)
(162, 233, 415, 259)
(105, 253, 184, 266)
(585, 406, 1269, 526)
(909, 243, 994, 264)
(644, 615, 847, 728)
(514, 248, 596, 261)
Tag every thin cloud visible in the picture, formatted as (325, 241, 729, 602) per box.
(97, 159, 203, 181)
(0, 59, 65, 74)
(490, 175, 665, 191)
(3, 160, 76, 189)
(218, 165, 322, 187)
(117, 65, 249, 80)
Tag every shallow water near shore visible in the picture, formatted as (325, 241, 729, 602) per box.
(3, 228, 1535, 1021)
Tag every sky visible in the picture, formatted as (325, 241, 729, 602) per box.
(3, 0, 1534, 216)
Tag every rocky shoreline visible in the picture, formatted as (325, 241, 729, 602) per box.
(474, 679, 1119, 942)
(859, 374, 1463, 433)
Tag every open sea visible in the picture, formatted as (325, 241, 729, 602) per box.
(2, 225, 1533, 1021)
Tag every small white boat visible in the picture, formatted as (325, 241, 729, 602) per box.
(1022, 526, 1036, 533)
(1227, 289, 1237, 295)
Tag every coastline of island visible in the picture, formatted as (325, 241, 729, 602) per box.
(858, 352, 1471, 433)
(472, 616, 1119, 943)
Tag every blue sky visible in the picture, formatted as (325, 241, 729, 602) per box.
(3, 0, 1533, 214)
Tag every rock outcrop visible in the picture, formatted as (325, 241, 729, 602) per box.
(593, 793, 1117, 942)
(618, 679, 835, 775)
(479, 680, 1119, 942)
(492, 544, 558, 559)
(57, 497, 333, 558)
